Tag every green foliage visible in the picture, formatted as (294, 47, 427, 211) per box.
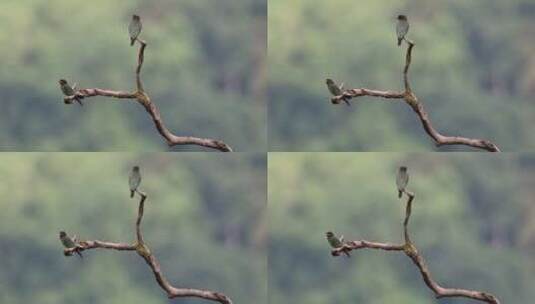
(0, 153, 266, 304)
(268, 0, 535, 151)
(269, 153, 535, 303)
(0, 0, 266, 151)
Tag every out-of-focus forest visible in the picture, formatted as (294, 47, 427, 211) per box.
(0, 0, 266, 151)
(268, 0, 535, 151)
(269, 153, 535, 303)
(0, 153, 266, 304)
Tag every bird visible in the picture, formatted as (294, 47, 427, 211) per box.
(129, 166, 142, 198)
(59, 231, 83, 259)
(325, 78, 350, 106)
(396, 15, 409, 46)
(326, 231, 350, 257)
(396, 166, 409, 198)
(128, 15, 142, 46)
(58, 79, 83, 106)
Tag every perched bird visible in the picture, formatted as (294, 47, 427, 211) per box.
(396, 166, 409, 198)
(59, 231, 83, 259)
(396, 15, 409, 46)
(326, 78, 350, 106)
(128, 15, 142, 46)
(129, 166, 142, 198)
(58, 79, 83, 106)
(326, 231, 350, 257)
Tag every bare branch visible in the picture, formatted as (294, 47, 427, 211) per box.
(62, 37, 232, 152)
(329, 40, 500, 152)
(329, 188, 500, 304)
(61, 187, 233, 304)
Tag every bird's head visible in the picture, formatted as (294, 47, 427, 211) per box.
(133, 14, 140, 20)
(59, 231, 67, 238)
(397, 15, 407, 21)
(59, 79, 67, 85)
(325, 231, 334, 238)
(133, 166, 140, 172)
(399, 166, 407, 172)
(326, 79, 335, 86)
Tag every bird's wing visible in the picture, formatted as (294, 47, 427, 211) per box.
(396, 22, 405, 38)
(129, 175, 135, 190)
(129, 174, 140, 190)
(129, 21, 141, 39)
(396, 24, 402, 38)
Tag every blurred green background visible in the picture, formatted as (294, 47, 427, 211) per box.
(269, 153, 535, 303)
(0, 153, 266, 304)
(268, 0, 535, 151)
(0, 0, 266, 151)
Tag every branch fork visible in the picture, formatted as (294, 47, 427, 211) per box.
(62, 37, 232, 152)
(62, 187, 233, 304)
(329, 40, 500, 152)
(329, 189, 500, 304)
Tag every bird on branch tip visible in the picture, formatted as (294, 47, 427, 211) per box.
(128, 14, 142, 46)
(129, 165, 142, 198)
(396, 15, 409, 46)
(58, 79, 83, 106)
(59, 231, 83, 259)
(326, 78, 350, 106)
(326, 231, 350, 257)
(396, 166, 409, 199)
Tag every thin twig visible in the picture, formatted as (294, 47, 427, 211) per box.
(63, 39, 232, 152)
(330, 189, 500, 304)
(330, 40, 500, 152)
(63, 188, 233, 304)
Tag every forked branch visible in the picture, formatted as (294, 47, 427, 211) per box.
(62, 189, 233, 304)
(62, 37, 232, 152)
(329, 41, 500, 152)
(329, 189, 500, 304)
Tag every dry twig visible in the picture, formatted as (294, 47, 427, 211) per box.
(330, 189, 500, 304)
(63, 38, 232, 152)
(62, 188, 233, 304)
(329, 40, 500, 152)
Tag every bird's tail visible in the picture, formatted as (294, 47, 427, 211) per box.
(130, 38, 136, 46)
(131, 190, 135, 198)
(398, 38, 402, 46)
(343, 250, 351, 258)
(398, 190, 402, 198)
(76, 250, 83, 260)
(75, 97, 83, 107)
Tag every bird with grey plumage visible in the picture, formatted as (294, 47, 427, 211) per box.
(396, 166, 409, 198)
(326, 231, 350, 257)
(58, 79, 83, 106)
(396, 15, 409, 46)
(128, 15, 142, 46)
(59, 231, 83, 259)
(325, 78, 350, 106)
(129, 166, 142, 198)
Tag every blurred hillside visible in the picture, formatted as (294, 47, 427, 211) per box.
(268, 0, 535, 151)
(269, 153, 535, 303)
(0, 153, 267, 304)
(0, 0, 266, 151)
